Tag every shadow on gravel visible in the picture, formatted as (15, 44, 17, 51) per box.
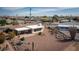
(74, 39, 79, 42)
(57, 39, 73, 42)
(57, 39, 79, 42)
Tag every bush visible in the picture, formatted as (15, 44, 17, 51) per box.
(20, 37, 25, 41)
(8, 32, 16, 40)
(0, 32, 5, 44)
(69, 27, 77, 40)
(0, 37, 5, 44)
(0, 20, 7, 26)
(38, 32, 42, 35)
(4, 28, 12, 33)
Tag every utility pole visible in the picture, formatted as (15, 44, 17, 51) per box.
(30, 8, 31, 20)
(16, 14, 18, 20)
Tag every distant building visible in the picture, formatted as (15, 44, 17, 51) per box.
(60, 19, 70, 23)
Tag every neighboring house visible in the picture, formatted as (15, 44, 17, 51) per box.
(57, 21, 79, 39)
(6, 19, 12, 24)
(57, 21, 79, 31)
(60, 19, 70, 23)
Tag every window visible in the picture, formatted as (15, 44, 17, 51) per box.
(34, 28, 42, 32)
(58, 27, 69, 31)
(77, 29, 79, 33)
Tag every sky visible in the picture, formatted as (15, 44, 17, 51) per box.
(0, 7, 79, 16)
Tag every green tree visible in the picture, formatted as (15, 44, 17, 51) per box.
(25, 16, 29, 18)
(0, 20, 7, 26)
(41, 16, 49, 22)
(52, 15, 59, 22)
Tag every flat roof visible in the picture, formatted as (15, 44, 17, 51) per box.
(58, 25, 73, 27)
(58, 21, 79, 29)
(59, 21, 79, 25)
(14, 23, 44, 31)
(15, 27, 31, 31)
(27, 24, 44, 29)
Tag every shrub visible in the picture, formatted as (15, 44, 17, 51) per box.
(0, 20, 7, 26)
(0, 32, 5, 44)
(8, 32, 16, 40)
(38, 32, 42, 35)
(20, 37, 25, 41)
(69, 27, 77, 40)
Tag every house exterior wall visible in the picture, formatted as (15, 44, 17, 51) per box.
(32, 27, 44, 34)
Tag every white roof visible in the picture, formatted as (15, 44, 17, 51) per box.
(58, 21, 79, 29)
(27, 24, 44, 29)
(58, 24, 79, 29)
(15, 27, 31, 31)
(14, 23, 44, 31)
(58, 25, 73, 27)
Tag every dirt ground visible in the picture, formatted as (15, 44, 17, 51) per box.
(24, 28, 73, 51)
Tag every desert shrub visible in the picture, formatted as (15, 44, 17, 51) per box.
(8, 32, 16, 40)
(20, 37, 25, 41)
(38, 32, 42, 35)
(0, 32, 5, 44)
(0, 20, 7, 26)
(69, 27, 77, 40)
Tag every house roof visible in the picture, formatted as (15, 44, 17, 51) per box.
(58, 21, 79, 29)
(27, 23, 44, 29)
(14, 27, 31, 31)
(14, 23, 44, 31)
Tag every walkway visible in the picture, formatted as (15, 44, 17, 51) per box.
(5, 40, 15, 51)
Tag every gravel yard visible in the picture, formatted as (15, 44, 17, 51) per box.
(10, 28, 73, 51)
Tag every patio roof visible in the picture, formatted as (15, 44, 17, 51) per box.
(14, 27, 31, 31)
